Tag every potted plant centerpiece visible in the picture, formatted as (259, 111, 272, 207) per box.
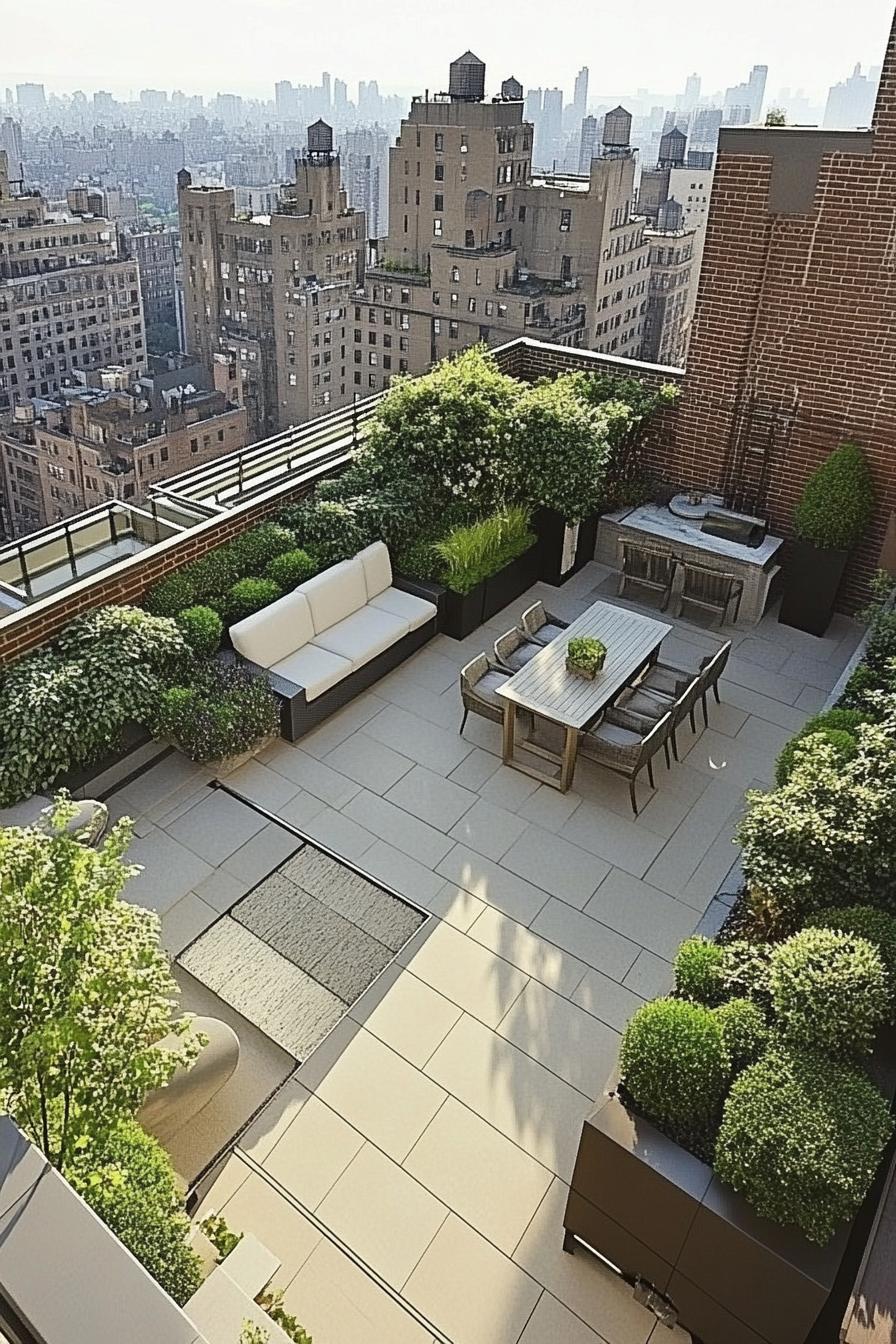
(566, 636, 607, 680)
(778, 442, 875, 637)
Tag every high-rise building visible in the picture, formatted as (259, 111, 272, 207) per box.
(0, 363, 246, 536)
(677, 73, 702, 116)
(724, 64, 767, 123)
(0, 152, 147, 416)
(0, 119, 22, 178)
(15, 83, 45, 118)
(120, 226, 182, 350)
(665, 14, 896, 607)
(341, 124, 390, 237)
(690, 107, 723, 151)
(539, 87, 564, 167)
(572, 67, 589, 124)
(357, 56, 650, 382)
(642, 199, 696, 366)
(578, 115, 599, 172)
(275, 80, 300, 121)
(178, 123, 365, 439)
(824, 63, 879, 127)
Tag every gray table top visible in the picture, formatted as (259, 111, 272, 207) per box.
(496, 599, 672, 729)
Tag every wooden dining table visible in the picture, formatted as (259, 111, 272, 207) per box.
(495, 599, 673, 791)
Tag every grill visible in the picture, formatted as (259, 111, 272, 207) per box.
(700, 511, 767, 548)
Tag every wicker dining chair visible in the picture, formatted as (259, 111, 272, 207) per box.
(676, 561, 743, 626)
(494, 626, 542, 673)
(520, 601, 570, 646)
(578, 710, 672, 815)
(615, 673, 703, 764)
(459, 653, 513, 736)
(617, 541, 677, 610)
(639, 639, 732, 729)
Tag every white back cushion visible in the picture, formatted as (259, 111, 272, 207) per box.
(230, 589, 313, 668)
(300, 557, 367, 634)
(358, 542, 393, 599)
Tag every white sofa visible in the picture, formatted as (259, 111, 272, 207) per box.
(229, 542, 438, 739)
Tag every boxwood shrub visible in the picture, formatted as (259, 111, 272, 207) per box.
(714, 1046, 893, 1244)
(674, 936, 726, 1005)
(774, 707, 865, 786)
(718, 939, 773, 1009)
(804, 905, 896, 1008)
(228, 522, 296, 575)
(769, 927, 888, 1058)
(266, 548, 318, 591)
(224, 577, 283, 623)
(792, 442, 874, 551)
(175, 605, 223, 659)
(712, 998, 769, 1073)
(619, 997, 730, 1151)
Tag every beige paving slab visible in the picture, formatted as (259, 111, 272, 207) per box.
(795, 683, 828, 712)
(211, 1167, 323, 1284)
(404, 1096, 553, 1254)
(302, 805, 378, 861)
(274, 787, 328, 831)
(498, 980, 620, 1097)
(448, 744, 502, 790)
(779, 648, 845, 691)
(343, 789, 455, 868)
(396, 646, 463, 694)
(325, 732, 416, 793)
(314, 1026, 446, 1162)
(437, 845, 549, 925)
(225, 758, 301, 811)
(449, 797, 529, 861)
(257, 1088, 366, 1210)
(468, 905, 586, 997)
(516, 782, 584, 832)
(519, 1291, 611, 1344)
(385, 763, 478, 830)
(404, 1213, 542, 1344)
(239, 1078, 310, 1163)
(559, 799, 666, 879)
(513, 1178, 654, 1344)
(125, 827, 214, 914)
(584, 870, 700, 961)
(403, 918, 530, 1028)
(479, 763, 542, 811)
(736, 636, 792, 673)
(682, 728, 774, 784)
(297, 692, 389, 759)
(359, 838, 447, 904)
(363, 703, 474, 775)
(282, 1235, 438, 1344)
(723, 654, 806, 706)
(350, 966, 462, 1067)
(425, 880, 489, 931)
(500, 825, 609, 911)
(266, 746, 362, 807)
(159, 892, 217, 957)
(191, 866, 250, 915)
(736, 712, 797, 758)
(641, 772, 749, 903)
(529, 899, 640, 982)
(376, 672, 461, 731)
(316, 1141, 448, 1287)
(623, 948, 674, 999)
(571, 965, 646, 1032)
(717, 677, 808, 732)
(219, 822, 302, 886)
(424, 1014, 590, 1177)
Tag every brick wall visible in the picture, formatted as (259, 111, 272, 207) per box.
(666, 11, 896, 611)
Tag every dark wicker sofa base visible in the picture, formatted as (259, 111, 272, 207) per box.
(238, 574, 443, 741)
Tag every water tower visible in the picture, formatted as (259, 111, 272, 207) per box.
(449, 52, 486, 102)
(501, 76, 523, 101)
(307, 119, 334, 160)
(602, 105, 632, 156)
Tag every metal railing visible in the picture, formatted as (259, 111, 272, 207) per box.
(0, 498, 208, 603)
(150, 388, 388, 511)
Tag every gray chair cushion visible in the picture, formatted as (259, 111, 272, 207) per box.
(475, 669, 510, 707)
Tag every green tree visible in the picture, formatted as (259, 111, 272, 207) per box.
(0, 797, 200, 1174)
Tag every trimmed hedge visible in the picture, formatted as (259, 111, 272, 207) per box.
(674, 936, 726, 1006)
(769, 927, 888, 1058)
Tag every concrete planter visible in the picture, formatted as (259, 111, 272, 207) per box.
(778, 539, 849, 637)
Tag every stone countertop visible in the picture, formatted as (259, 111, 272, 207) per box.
(610, 503, 784, 568)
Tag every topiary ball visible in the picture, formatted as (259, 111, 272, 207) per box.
(674, 936, 726, 1005)
(714, 1045, 893, 1244)
(266, 548, 318, 591)
(713, 997, 769, 1073)
(718, 939, 773, 1009)
(770, 927, 888, 1057)
(143, 571, 197, 618)
(805, 905, 896, 1009)
(175, 605, 223, 660)
(228, 523, 297, 577)
(224, 577, 283, 624)
(793, 442, 874, 551)
(775, 720, 860, 786)
(619, 997, 731, 1150)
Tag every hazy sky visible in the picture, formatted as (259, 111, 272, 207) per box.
(3, 0, 893, 104)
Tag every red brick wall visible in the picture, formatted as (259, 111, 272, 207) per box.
(665, 12, 896, 611)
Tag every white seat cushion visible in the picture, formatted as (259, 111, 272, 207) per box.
(300, 557, 367, 634)
(358, 542, 393, 599)
(369, 585, 437, 631)
(312, 606, 409, 669)
(230, 590, 314, 668)
(270, 644, 352, 702)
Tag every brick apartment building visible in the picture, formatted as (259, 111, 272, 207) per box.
(663, 10, 896, 606)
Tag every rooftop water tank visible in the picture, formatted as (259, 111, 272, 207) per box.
(449, 52, 486, 102)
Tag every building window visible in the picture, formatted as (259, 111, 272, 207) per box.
(369, 374, 377, 387)
(467, 297, 476, 313)
(399, 313, 410, 330)
(401, 288, 410, 304)
(432, 290, 440, 305)
(434, 132, 444, 151)
(369, 351, 377, 366)
(485, 300, 494, 316)
(383, 333, 392, 348)
(190, 437, 198, 453)
(434, 194, 444, 212)
(496, 195, 506, 222)
(560, 209, 572, 232)
(433, 317, 441, 334)
(433, 219, 443, 237)
(451, 266, 460, 282)
(465, 229, 475, 247)
(434, 164, 445, 181)
(368, 331, 377, 345)
(449, 320, 459, 339)
(518, 205, 527, 221)
(288, 372, 297, 385)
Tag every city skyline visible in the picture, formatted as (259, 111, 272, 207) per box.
(4, 0, 892, 105)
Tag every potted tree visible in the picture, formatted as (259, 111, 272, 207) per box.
(778, 442, 874, 637)
(566, 636, 607, 680)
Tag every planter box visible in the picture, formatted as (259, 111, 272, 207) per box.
(55, 720, 167, 799)
(536, 508, 599, 587)
(163, 734, 277, 778)
(481, 543, 540, 622)
(778, 539, 849, 637)
(441, 581, 487, 640)
(565, 1044, 896, 1344)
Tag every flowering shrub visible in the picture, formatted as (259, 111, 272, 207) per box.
(510, 376, 613, 521)
(774, 707, 865, 785)
(805, 905, 896, 1007)
(153, 663, 279, 762)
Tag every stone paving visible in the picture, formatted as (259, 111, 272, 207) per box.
(107, 561, 864, 1344)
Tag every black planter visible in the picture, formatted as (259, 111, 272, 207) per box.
(54, 720, 158, 798)
(441, 582, 486, 640)
(778, 539, 849, 637)
(536, 508, 599, 587)
(481, 544, 540, 622)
